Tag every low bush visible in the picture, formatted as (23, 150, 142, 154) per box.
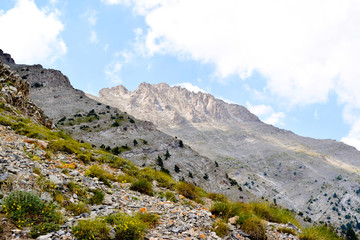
(138, 167, 176, 189)
(211, 201, 246, 219)
(250, 202, 299, 226)
(65, 202, 90, 216)
(130, 179, 153, 196)
(67, 181, 88, 197)
(135, 212, 160, 228)
(176, 182, 200, 200)
(240, 217, 266, 240)
(207, 192, 227, 202)
(85, 165, 115, 187)
(72, 218, 110, 240)
(1, 190, 62, 237)
(30, 222, 60, 238)
(89, 189, 105, 205)
(299, 225, 343, 240)
(213, 220, 229, 237)
(165, 191, 178, 202)
(277, 226, 296, 235)
(104, 213, 147, 240)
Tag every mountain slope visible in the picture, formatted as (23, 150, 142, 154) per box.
(96, 82, 360, 230)
(0, 50, 240, 200)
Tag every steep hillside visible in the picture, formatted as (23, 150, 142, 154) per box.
(0, 59, 318, 240)
(96, 82, 360, 230)
(0, 50, 241, 201)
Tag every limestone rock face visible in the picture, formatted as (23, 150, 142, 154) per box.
(99, 82, 259, 127)
(96, 82, 360, 229)
(0, 61, 52, 127)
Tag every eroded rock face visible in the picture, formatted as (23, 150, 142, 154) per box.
(0, 61, 52, 128)
(98, 83, 259, 127)
(95, 82, 360, 230)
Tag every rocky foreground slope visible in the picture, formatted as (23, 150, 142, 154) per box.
(96, 82, 360, 231)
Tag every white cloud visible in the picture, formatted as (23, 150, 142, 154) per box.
(81, 9, 98, 26)
(109, 0, 360, 149)
(0, 0, 66, 65)
(105, 61, 122, 84)
(247, 102, 285, 126)
(175, 82, 205, 94)
(101, 0, 131, 5)
(90, 30, 98, 43)
(104, 50, 134, 84)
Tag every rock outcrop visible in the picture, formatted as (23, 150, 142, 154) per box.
(0, 61, 52, 128)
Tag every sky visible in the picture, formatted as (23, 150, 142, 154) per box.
(1, 0, 360, 150)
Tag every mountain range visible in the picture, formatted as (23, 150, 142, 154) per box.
(1, 49, 360, 232)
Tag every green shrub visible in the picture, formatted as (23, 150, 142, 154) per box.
(72, 218, 110, 240)
(213, 220, 229, 237)
(165, 191, 178, 202)
(277, 226, 296, 235)
(85, 165, 115, 187)
(89, 189, 105, 205)
(240, 217, 266, 240)
(207, 192, 227, 202)
(210, 201, 245, 219)
(176, 182, 200, 200)
(65, 202, 90, 216)
(30, 222, 60, 238)
(140, 168, 176, 189)
(104, 213, 147, 240)
(250, 202, 299, 226)
(299, 225, 343, 240)
(67, 181, 88, 197)
(130, 179, 153, 195)
(117, 174, 136, 183)
(2, 190, 62, 234)
(135, 212, 160, 228)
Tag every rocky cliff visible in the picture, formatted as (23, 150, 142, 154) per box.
(96, 82, 360, 231)
(0, 61, 52, 127)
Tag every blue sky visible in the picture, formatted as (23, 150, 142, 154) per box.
(1, 0, 360, 149)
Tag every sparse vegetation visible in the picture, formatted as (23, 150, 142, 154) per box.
(130, 178, 154, 195)
(1, 190, 62, 238)
(299, 225, 343, 240)
(72, 218, 110, 240)
(213, 220, 229, 237)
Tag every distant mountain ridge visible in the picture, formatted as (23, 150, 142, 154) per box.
(95, 82, 360, 230)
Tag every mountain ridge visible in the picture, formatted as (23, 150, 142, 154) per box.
(95, 82, 360, 230)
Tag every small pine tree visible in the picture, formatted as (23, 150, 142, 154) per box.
(215, 161, 219, 167)
(133, 139, 138, 146)
(203, 173, 209, 180)
(165, 150, 171, 160)
(179, 140, 184, 148)
(346, 227, 358, 240)
(156, 155, 163, 167)
(188, 171, 193, 178)
(174, 165, 180, 173)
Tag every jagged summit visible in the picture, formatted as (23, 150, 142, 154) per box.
(99, 82, 259, 127)
(0, 49, 15, 65)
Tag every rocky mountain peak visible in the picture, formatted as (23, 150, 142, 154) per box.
(98, 82, 259, 127)
(0, 49, 15, 65)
